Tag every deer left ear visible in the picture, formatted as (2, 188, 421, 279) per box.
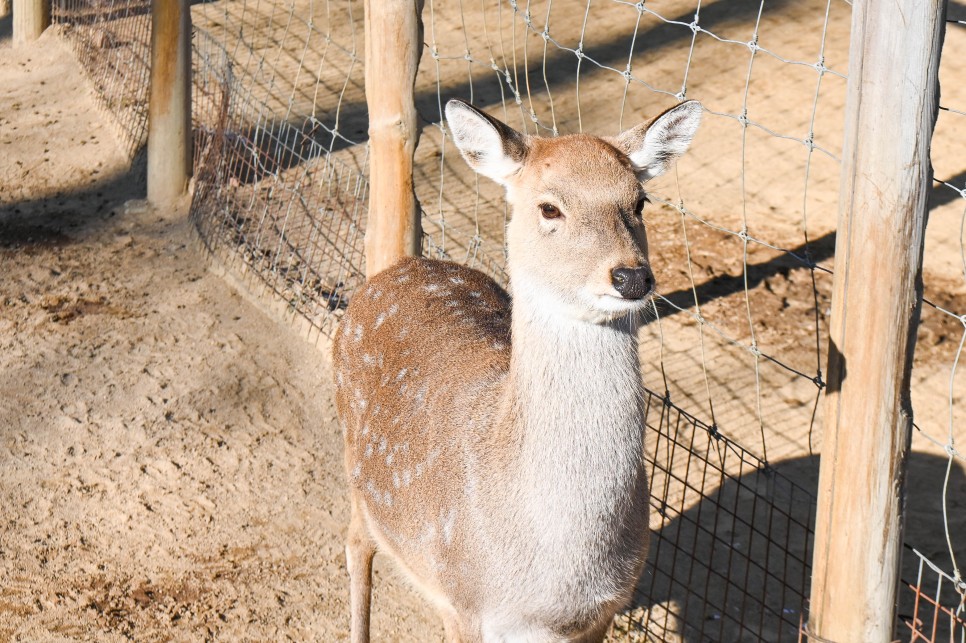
(615, 100, 702, 183)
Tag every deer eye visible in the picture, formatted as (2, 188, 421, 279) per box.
(634, 195, 650, 217)
(539, 203, 562, 220)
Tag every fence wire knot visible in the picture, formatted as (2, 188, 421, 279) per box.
(635, 1, 646, 13)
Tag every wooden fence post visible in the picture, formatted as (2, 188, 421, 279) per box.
(147, 0, 192, 206)
(12, 0, 49, 45)
(807, 0, 947, 640)
(363, 0, 424, 278)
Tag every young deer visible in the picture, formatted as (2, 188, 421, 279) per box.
(334, 99, 701, 642)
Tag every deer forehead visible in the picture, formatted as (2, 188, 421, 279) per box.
(516, 135, 642, 209)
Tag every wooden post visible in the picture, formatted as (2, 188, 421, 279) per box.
(147, 0, 192, 206)
(807, 0, 946, 640)
(12, 0, 49, 45)
(363, 0, 424, 278)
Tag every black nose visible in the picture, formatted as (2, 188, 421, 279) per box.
(611, 266, 654, 300)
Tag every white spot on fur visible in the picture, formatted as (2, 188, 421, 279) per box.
(362, 353, 376, 366)
(366, 480, 381, 503)
(386, 452, 394, 466)
(402, 469, 412, 486)
(396, 274, 411, 284)
(352, 463, 361, 479)
(354, 324, 363, 342)
(388, 303, 399, 316)
(392, 472, 401, 488)
(398, 327, 410, 340)
(396, 367, 408, 381)
(445, 300, 459, 308)
(374, 313, 386, 329)
(469, 291, 482, 298)
(449, 276, 465, 285)
(378, 437, 387, 454)
(364, 443, 373, 458)
(492, 341, 506, 350)
(413, 386, 427, 407)
(423, 283, 440, 293)
(441, 508, 456, 545)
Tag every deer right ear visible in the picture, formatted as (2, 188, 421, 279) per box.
(616, 100, 703, 183)
(446, 100, 528, 185)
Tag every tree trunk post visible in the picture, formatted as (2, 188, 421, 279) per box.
(12, 0, 49, 45)
(363, 0, 424, 278)
(147, 0, 192, 206)
(807, 0, 946, 640)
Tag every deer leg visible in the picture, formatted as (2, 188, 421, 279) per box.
(346, 495, 376, 643)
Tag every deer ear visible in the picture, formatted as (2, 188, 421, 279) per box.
(446, 100, 528, 185)
(616, 100, 702, 183)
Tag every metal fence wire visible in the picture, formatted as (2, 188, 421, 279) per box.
(50, 0, 151, 159)
(48, 0, 966, 640)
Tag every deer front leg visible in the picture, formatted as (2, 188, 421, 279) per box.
(346, 495, 376, 643)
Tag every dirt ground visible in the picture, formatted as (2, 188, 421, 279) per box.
(0, 30, 445, 642)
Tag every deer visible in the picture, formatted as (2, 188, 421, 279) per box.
(333, 98, 702, 642)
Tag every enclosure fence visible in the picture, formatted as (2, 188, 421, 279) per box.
(42, 0, 966, 640)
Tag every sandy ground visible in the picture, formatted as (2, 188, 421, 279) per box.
(0, 30, 445, 642)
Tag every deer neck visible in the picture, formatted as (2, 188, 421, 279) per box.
(501, 276, 646, 482)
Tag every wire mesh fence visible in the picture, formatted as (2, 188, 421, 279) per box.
(47, 0, 966, 639)
(50, 0, 151, 159)
(189, 0, 370, 337)
(628, 387, 815, 641)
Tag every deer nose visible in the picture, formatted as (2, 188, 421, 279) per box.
(611, 266, 654, 300)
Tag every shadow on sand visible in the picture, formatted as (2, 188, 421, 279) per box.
(622, 389, 966, 642)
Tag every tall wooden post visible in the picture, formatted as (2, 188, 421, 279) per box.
(363, 0, 424, 278)
(147, 0, 192, 206)
(12, 0, 49, 45)
(807, 0, 946, 640)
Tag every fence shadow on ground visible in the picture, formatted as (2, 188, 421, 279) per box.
(0, 161, 145, 249)
(625, 393, 966, 642)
